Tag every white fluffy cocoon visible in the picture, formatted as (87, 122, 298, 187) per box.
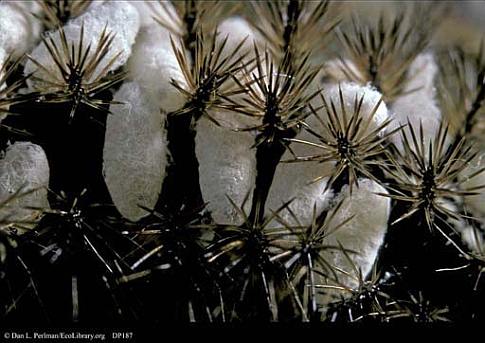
(196, 115, 256, 225)
(317, 178, 391, 306)
(310, 82, 389, 138)
(130, 1, 178, 29)
(0, 142, 50, 229)
(127, 25, 187, 113)
(103, 81, 168, 222)
(0, 1, 42, 58)
(267, 154, 334, 226)
(217, 16, 258, 58)
(24, 1, 140, 91)
(270, 175, 334, 228)
(390, 53, 444, 153)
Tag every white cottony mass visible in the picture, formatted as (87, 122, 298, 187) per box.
(317, 178, 390, 306)
(217, 16, 258, 58)
(0, 1, 42, 59)
(268, 154, 334, 226)
(314, 82, 389, 136)
(196, 116, 256, 225)
(0, 142, 50, 230)
(390, 53, 444, 153)
(24, 1, 140, 91)
(104, 81, 168, 222)
(127, 25, 187, 113)
(130, 1, 178, 29)
(268, 81, 389, 225)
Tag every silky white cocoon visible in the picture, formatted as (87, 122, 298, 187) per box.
(217, 16, 258, 57)
(309, 82, 389, 140)
(317, 178, 390, 305)
(390, 53, 444, 153)
(0, 1, 42, 58)
(103, 81, 167, 222)
(195, 116, 256, 225)
(24, 1, 140, 90)
(267, 131, 335, 226)
(0, 142, 50, 228)
(130, 1, 178, 29)
(267, 85, 388, 227)
(268, 172, 334, 227)
(128, 25, 187, 113)
(129, 1, 157, 28)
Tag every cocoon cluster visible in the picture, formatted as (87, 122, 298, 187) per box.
(104, 21, 189, 221)
(103, 81, 168, 222)
(268, 82, 388, 225)
(0, 142, 50, 229)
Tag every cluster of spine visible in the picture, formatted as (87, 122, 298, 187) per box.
(0, 0, 484, 324)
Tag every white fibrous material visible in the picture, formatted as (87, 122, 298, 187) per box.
(318, 178, 390, 305)
(267, 132, 334, 226)
(267, 85, 390, 226)
(0, 1, 42, 58)
(130, 1, 178, 29)
(24, 1, 140, 91)
(103, 81, 167, 222)
(311, 82, 389, 137)
(0, 142, 50, 229)
(390, 53, 444, 152)
(129, 1, 157, 28)
(216, 16, 262, 103)
(127, 25, 187, 112)
(195, 116, 256, 225)
(217, 17, 258, 57)
(268, 171, 334, 227)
